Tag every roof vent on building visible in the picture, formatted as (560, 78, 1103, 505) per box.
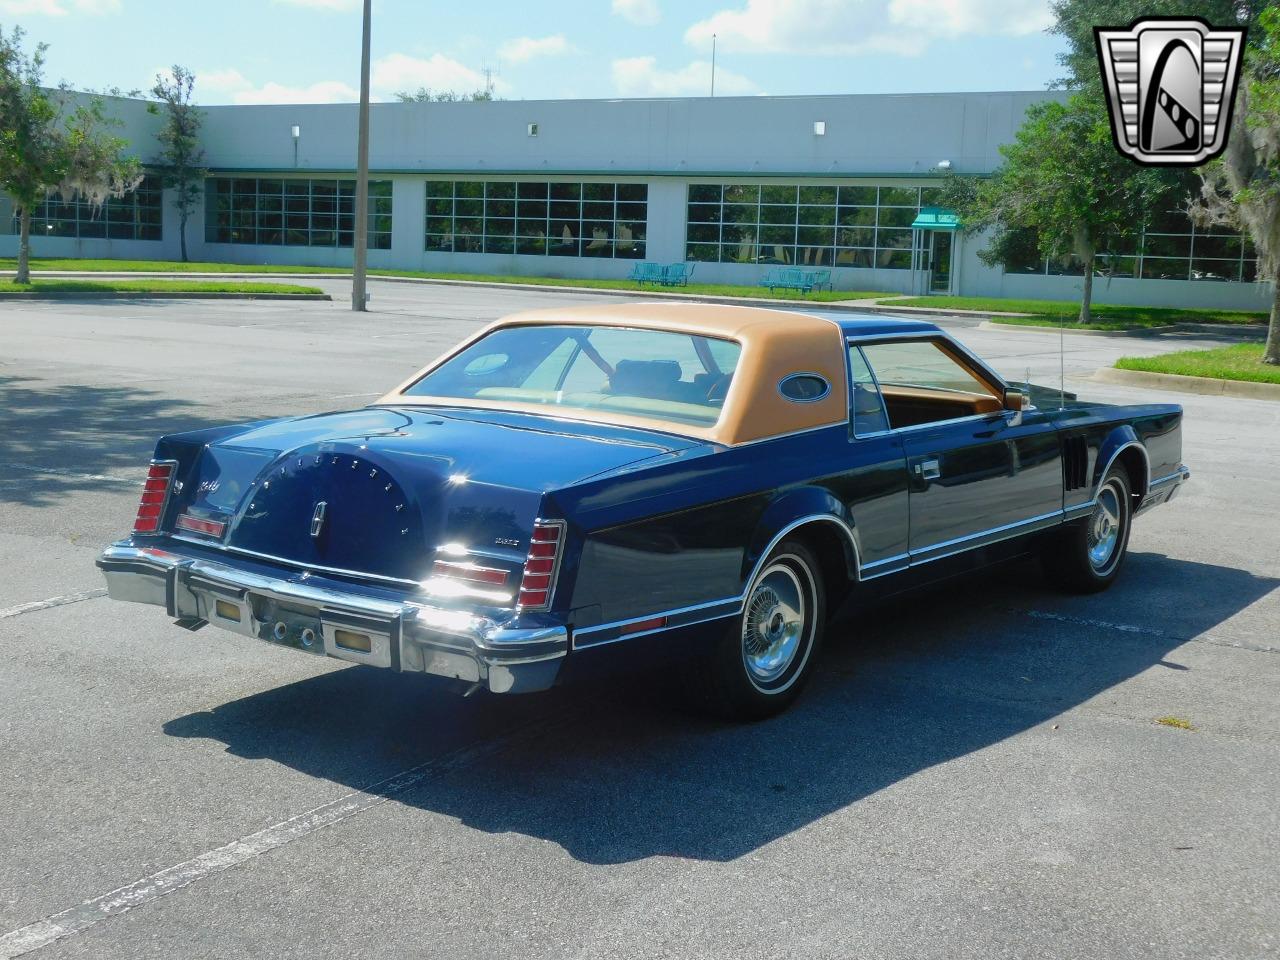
(527, 122, 539, 137)
(813, 121, 826, 136)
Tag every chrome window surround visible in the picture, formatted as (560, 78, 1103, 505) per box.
(777, 372, 832, 403)
(844, 332, 1010, 439)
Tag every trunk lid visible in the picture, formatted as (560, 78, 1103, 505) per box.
(167, 406, 695, 583)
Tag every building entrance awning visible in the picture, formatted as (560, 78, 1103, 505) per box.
(911, 207, 960, 230)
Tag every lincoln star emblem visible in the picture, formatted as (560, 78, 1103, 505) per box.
(310, 501, 327, 539)
(1095, 17, 1246, 167)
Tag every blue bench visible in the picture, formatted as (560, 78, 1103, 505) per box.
(629, 262, 696, 287)
(759, 267, 832, 294)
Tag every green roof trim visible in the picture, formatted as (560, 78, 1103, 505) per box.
(911, 206, 960, 230)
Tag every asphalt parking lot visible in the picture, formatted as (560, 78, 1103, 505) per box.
(1, 281, 1277, 960)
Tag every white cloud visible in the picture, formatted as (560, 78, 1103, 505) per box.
(370, 52, 506, 97)
(685, 0, 1052, 57)
(497, 34, 573, 63)
(611, 56, 756, 97)
(611, 0, 660, 26)
(0, 0, 120, 14)
(270, 0, 360, 9)
(231, 80, 361, 105)
(196, 67, 253, 95)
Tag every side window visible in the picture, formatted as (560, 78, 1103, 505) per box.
(848, 345, 890, 435)
(860, 339, 1002, 429)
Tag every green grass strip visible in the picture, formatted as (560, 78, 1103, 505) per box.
(1116, 343, 1280, 385)
(882, 295, 1266, 329)
(0, 278, 324, 295)
(0, 257, 884, 302)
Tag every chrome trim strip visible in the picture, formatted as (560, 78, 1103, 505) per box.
(909, 509, 1065, 565)
(1148, 468, 1185, 489)
(859, 551, 910, 580)
(572, 597, 741, 649)
(1096, 439, 1151, 497)
(167, 535, 424, 588)
(777, 372, 832, 403)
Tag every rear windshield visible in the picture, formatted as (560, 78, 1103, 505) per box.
(402, 325, 743, 428)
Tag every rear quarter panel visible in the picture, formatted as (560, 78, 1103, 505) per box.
(550, 425, 909, 628)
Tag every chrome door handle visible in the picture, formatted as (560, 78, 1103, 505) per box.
(914, 458, 941, 480)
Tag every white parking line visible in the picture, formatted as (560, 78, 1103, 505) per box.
(0, 463, 143, 486)
(0, 590, 107, 621)
(1015, 608, 1277, 654)
(0, 710, 570, 958)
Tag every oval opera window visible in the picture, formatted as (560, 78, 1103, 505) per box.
(778, 373, 831, 403)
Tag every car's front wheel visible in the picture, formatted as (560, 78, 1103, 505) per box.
(1044, 467, 1132, 593)
(682, 539, 825, 721)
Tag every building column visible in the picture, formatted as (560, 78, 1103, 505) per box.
(387, 176, 424, 271)
(644, 179, 686, 264)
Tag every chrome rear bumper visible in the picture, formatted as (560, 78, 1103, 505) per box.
(97, 542, 567, 693)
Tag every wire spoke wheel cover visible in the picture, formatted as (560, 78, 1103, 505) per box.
(741, 556, 814, 693)
(1087, 478, 1125, 574)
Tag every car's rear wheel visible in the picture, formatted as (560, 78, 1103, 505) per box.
(682, 539, 825, 721)
(1044, 468, 1132, 593)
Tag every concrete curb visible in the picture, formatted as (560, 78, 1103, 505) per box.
(979, 319, 1267, 339)
(1093, 365, 1280, 401)
(0, 291, 331, 301)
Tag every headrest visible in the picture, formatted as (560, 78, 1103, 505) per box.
(610, 359, 682, 398)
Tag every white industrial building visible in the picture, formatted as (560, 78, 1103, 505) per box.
(0, 90, 1270, 310)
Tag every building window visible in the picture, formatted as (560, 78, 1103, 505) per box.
(426, 180, 647, 259)
(685, 182, 943, 269)
(1010, 207, 1256, 283)
(20, 174, 163, 241)
(204, 177, 393, 249)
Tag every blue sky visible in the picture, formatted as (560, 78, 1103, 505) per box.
(3, 0, 1067, 103)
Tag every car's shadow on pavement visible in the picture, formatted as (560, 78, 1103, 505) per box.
(164, 553, 1277, 865)
(0, 374, 250, 507)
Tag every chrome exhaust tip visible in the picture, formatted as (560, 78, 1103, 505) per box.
(272, 621, 289, 641)
(299, 627, 317, 648)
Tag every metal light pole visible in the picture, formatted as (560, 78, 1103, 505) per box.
(351, 0, 371, 312)
(710, 34, 716, 97)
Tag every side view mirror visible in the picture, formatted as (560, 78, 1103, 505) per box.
(1003, 387, 1030, 412)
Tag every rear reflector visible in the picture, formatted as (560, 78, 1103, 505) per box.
(518, 520, 565, 610)
(214, 599, 241, 622)
(431, 559, 509, 586)
(132, 461, 175, 534)
(622, 616, 668, 636)
(176, 514, 227, 538)
(334, 628, 372, 653)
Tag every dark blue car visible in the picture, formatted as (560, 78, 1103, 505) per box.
(99, 304, 1188, 719)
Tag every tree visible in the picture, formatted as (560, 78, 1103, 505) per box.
(1050, 0, 1279, 360)
(947, 93, 1169, 323)
(394, 87, 494, 102)
(148, 66, 206, 263)
(0, 26, 141, 283)
(1193, 6, 1280, 364)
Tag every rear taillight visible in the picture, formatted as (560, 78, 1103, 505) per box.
(430, 559, 509, 586)
(518, 520, 565, 610)
(132, 460, 176, 534)
(175, 513, 226, 538)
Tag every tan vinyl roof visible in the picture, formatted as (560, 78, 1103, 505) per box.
(377, 302, 849, 446)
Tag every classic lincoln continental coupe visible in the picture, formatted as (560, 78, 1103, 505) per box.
(99, 304, 1188, 718)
